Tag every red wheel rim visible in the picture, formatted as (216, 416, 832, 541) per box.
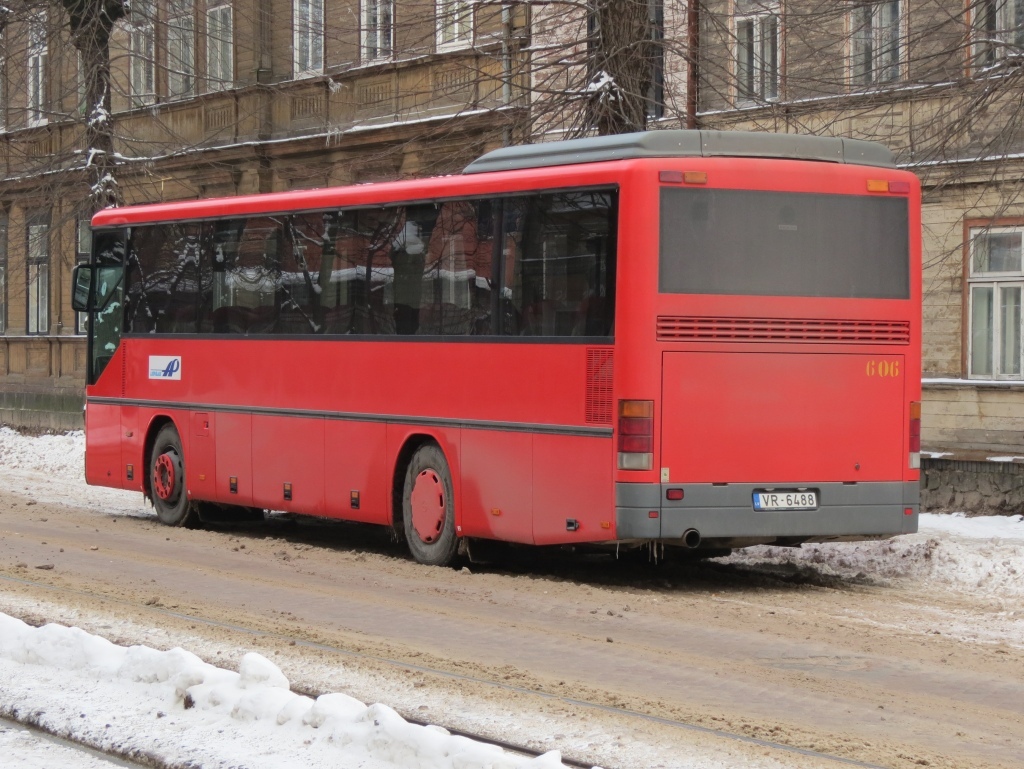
(410, 468, 446, 543)
(153, 452, 180, 502)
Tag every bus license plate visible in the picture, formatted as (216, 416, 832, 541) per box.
(753, 491, 818, 511)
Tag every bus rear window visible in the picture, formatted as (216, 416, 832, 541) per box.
(659, 188, 909, 299)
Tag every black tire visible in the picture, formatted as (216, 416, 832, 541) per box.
(402, 444, 458, 566)
(149, 423, 197, 527)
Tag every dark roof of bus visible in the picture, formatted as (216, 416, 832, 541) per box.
(463, 130, 895, 174)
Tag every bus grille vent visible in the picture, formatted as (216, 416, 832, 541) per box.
(585, 348, 614, 425)
(656, 317, 911, 345)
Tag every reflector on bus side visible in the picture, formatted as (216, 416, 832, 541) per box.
(909, 401, 921, 469)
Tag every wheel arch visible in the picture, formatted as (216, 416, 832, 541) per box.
(142, 414, 180, 500)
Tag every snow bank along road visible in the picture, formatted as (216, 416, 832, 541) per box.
(0, 428, 1023, 769)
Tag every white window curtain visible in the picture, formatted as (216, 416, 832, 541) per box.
(207, 4, 234, 89)
(294, 0, 324, 75)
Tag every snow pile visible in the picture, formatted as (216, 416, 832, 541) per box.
(0, 427, 83, 476)
(0, 612, 572, 769)
(726, 513, 1024, 598)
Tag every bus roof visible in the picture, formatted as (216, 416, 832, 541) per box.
(463, 130, 895, 174)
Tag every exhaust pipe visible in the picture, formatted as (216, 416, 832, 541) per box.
(682, 528, 701, 549)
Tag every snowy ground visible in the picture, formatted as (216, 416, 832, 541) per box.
(1, 427, 1023, 768)
(0, 612, 569, 769)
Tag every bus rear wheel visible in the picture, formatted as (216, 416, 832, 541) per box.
(149, 424, 197, 527)
(402, 445, 458, 566)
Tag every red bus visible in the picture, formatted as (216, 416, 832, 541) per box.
(73, 130, 921, 565)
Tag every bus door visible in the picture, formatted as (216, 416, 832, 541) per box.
(74, 229, 127, 487)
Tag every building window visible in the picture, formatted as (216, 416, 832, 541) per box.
(168, 0, 196, 98)
(129, 0, 156, 106)
(27, 11, 48, 126)
(0, 214, 7, 333)
(206, 3, 233, 90)
(27, 218, 49, 335)
(851, 1, 902, 86)
(972, 0, 1024, 69)
(362, 0, 393, 60)
(1, 27, 8, 132)
(76, 51, 87, 116)
(735, 2, 779, 102)
(436, 0, 472, 50)
(76, 218, 91, 334)
(649, 0, 665, 119)
(294, 0, 324, 75)
(969, 226, 1024, 378)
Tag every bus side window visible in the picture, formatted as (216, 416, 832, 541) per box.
(126, 222, 203, 334)
(419, 200, 489, 336)
(506, 191, 615, 338)
(209, 217, 283, 334)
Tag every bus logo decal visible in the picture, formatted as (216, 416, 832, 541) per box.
(149, 356, 182, 380)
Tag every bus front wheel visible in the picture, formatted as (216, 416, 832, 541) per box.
(149, 424, 197, 527)
(402, 445, 458, 566)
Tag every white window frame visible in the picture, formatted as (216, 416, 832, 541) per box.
(27, 11, 48, 127)
(26, 221, 49, 335)
(436, 0, 473, 51)
(362, 0, 394, 61)
(968, 226, 1024, 379)
(294, 0, 324, 76)
(850, 0, 903, 86)
(129, 0, 157, 107)
(735, 7, 780, 103)
(168, 0, 196, 99)
(972, 0, 1024, 69)
(206, 3, 234, 90)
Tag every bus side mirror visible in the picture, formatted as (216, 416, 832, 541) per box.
(72, 264, 123, 312)
(71, 264, 93, 312)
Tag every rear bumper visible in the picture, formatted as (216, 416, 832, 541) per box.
(616, 481, 919, 544)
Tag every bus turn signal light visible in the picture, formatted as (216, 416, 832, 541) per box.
(867, 179, 911, 194)
(618, 400, 654, 470)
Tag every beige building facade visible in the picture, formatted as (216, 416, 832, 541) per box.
(2, 0, 1024, 508)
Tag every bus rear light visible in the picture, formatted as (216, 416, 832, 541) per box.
(867, 179, 889, 192)
(683, 171, 708, 184)
(659, 170, 684, 183)
(618, 400, 653, 470)
(888, 181, 911, 194)
(620, 400, 653, 418)
(909, 401, 921, 468)
(619, 435, 653, 453)
(666, 488, 684, 501)
(904, 507, 914, 516)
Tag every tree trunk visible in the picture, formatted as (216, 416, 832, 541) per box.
(591, 0, 653, 135)
(64, 0, 126, 210)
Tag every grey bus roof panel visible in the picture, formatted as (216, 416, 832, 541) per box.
(462, 130, 895, 174)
